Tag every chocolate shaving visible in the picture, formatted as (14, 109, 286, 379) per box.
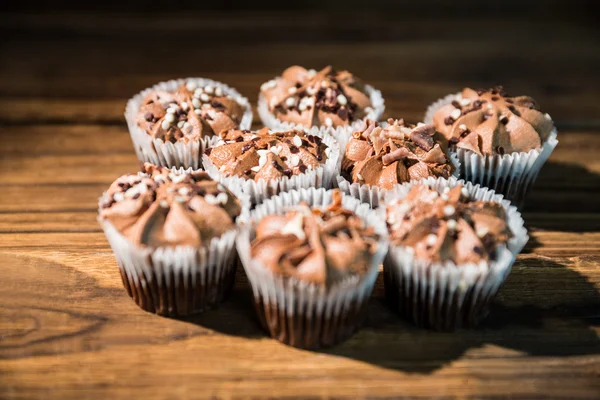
(382, 147, 410, 165)
(409, 125, 436, 151)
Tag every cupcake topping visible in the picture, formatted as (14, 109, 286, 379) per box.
(99, 163, 242, 247)
(250, 190, 379, 286)
(137, 81, 244, 143)
(261, 65, 373, 128)
(432, 86, 554, 155)
(386, 184, 512, 264)
(206, 128, 330, 181)
(342, 119, 455, 189)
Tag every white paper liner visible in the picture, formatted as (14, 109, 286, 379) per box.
(257, 81, 385, 143)
(236, 187, 389, 348)
(202, 132, 341, 205)
(98, 167, 251, 317)
(336, 152, 461, 208)
(382, 176, 529, 330)
(424, 92, 559, 206)
(125, 78, 253, 170)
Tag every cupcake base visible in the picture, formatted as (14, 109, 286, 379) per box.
(117, 255, 239, 317)
(101, 218, 241, 317)
(252, 292, 370, 349)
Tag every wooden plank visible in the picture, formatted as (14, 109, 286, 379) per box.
(0, 249, 598, 398)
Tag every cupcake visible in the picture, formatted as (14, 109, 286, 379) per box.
(383, 177, 528, 330)
(425, 86, 558, 206)
(237, 188, 388, 348)
(202, 127, 340, 204)
(258, 65, 384, 141)
(126, 78, 253, 169)
(98, 163, 248, 317)
(337, 118, 459, 207)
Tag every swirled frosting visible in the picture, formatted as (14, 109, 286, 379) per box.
(206, 128, 330, 181)
(137, 81, 245, 143)
(342, 119, 455, 189)
(99, 163, 242, 247)
(432, 87, 554, 155)
(250, 191, 379, 286)
(386, 184, 512, 264)
(260, 65, 372, 128)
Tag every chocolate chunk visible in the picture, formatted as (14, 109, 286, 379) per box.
(204, 148, 213, 156)
(283, 169, 292, 178)
(472, 100, 482, 109)
(410, 125, 436, 151)
(449, 137, 459, 145)
(299, 164, 307, 173)
(243, 130, 252, 133)
(496, 146, 505, 155)
(211, 101, 226, 111)
(272, 160, 283, 171)
(241, 144, 253, 154)
(306, 135, 315, 143)
(251, 136, 261, 142)
(144, 112, 154, 121)
(244, 169, 251, 175)
(476, 88, 486, 95)
(313, 136, 322, 145)
(132, 193, 141, 200)
(444, 116, 454, 125)
(289, 145, 299, 154)
(337, 107, 348, 120)
(491, 96, 499, 101)
(500, 117, 508, 125)
(473, 246, 484, 255)
(236, 136, 244, 142)
(505, 98, 514, 104)
(451, 100, 461, 108)
(316, 154, 323, 161)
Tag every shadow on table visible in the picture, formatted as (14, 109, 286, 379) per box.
(320, 257, 600, 374)
(523, 160, 600, 232)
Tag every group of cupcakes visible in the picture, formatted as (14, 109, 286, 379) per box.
(99, 66, 557, 349)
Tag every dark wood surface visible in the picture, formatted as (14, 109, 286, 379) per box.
(1, 10, 599, 399)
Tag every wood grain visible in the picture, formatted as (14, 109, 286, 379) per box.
(1, 9, 600, 400)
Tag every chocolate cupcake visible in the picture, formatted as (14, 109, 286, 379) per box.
(337, 119, 459, 207)
(383, 177, 528, 330)
(424, 87, 558, 206)
(98, 163, 249, 316)
(202, 128, 340, 204)
(126, 78, 253, 169)
(237, 188, 388, 348)
(258, 65, 384, 138)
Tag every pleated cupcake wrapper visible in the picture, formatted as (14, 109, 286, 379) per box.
(424, 92, 559, 207)
(125, 77, 253, 170)
(382, 176, 528, 330)
(257, 82, 385, 143)
(236, 187, 389, 348)
(98, 167, 251, 317)
(202, 132, 341, 205)
(335, 152, 461, 208)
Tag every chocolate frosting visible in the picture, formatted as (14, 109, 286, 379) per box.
(137, 82, 245, 143)
(261, 65, 372, 128)
(250, 190, 379, 286)
(387, 184, 512, 264)
(433, 87, 554, 155)
(206, 128, 330, 181)
(342, 119, 454, 189)
(99, 163, 242, 247)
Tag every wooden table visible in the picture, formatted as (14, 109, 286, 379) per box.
(1, 10, 599, 399)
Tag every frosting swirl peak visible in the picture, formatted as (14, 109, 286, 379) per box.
(433, 87, 554, 155)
